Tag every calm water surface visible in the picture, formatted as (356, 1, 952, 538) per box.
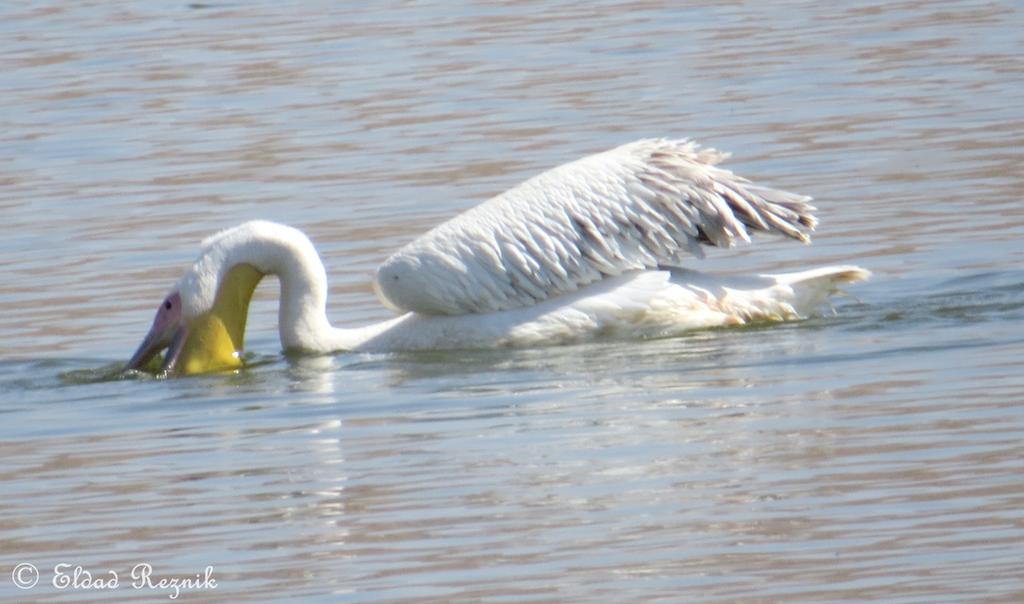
(2, 1, 1023, 601)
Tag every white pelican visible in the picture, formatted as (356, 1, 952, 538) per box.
(127, 139, 869, 375)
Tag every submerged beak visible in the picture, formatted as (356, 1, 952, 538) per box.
(126, 292, 186, 373)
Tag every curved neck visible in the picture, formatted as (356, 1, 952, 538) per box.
(272, 247, 400, 353)
(240, 230, 344, 353)
(264, 242, 405, 353)
(197, 223, 366, 354)
(173, 221, 401, 373)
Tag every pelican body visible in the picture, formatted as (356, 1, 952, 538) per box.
(127, 139, 869, 375)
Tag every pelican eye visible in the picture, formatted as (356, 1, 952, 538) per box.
(164, 299, 173, 310)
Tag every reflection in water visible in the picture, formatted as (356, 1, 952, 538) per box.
(2, 0, 1024, 601)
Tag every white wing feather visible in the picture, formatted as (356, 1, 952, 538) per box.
(373, 138, 817, 316)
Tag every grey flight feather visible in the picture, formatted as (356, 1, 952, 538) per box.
(373, 138, 817, 316)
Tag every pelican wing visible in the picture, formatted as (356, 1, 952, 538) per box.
(373, 138, 817, 315)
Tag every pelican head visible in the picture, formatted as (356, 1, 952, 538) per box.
(126, 222, 307, 375)
(126, 262, 264, 375)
